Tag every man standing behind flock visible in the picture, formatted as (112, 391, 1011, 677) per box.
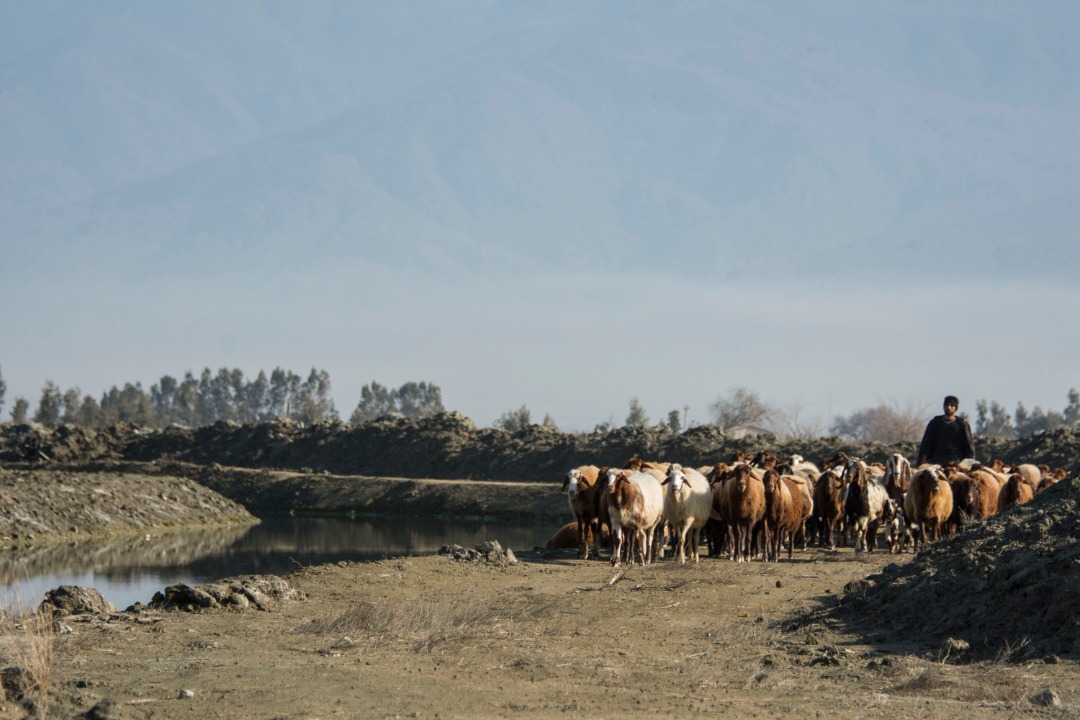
(917, 395, 975, 467)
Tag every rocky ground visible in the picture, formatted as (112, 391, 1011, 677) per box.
(0, 417, 1077, 718)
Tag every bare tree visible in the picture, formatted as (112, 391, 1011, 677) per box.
(771, 401, 825, 440)
(709, 387, 775, 431)
(830, 398, 927, 443)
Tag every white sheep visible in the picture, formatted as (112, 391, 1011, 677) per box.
(661, 464, 712, 563)
(606, 469, 665, 566)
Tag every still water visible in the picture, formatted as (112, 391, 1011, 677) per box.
(0, 515, 566, 611)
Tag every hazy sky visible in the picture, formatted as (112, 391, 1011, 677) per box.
(1, 1, 1077, 432)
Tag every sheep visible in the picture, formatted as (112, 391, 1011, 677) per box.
(762, 469, 804, 561)
(905, 466, 954, 550)
(882, 497, 912, 553)
(561, 465, 603, 560)
(660, 464, 712, 563)
(944, 472, 979, 535)
(706, 463, 735, 558)
(882, 453, 912, 501)
(719, 463, 765, 562)
(811, 466, 846, 550)
(965, 467, 1003, 518)
(844, 462, 889, 553)
(998, 472, 1034, 511)
(779, 473, 814, 550)
(1013, 463, 1043, 495)
(545, 521, 609, 550)
(1037, 468, 1067, 493)
(790, 460, 822, 485)
(605, 469, 665, 567)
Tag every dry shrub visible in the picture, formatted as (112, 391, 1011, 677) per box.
(0, 602, 55, 719)
(296, 597, 545, 652)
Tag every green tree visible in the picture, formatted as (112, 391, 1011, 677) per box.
(625, 398, 649, 427)
(350, 381, 397, 424)
(75, 394, 105, 427)
(396, 381, 444, 419)
(1015, 405, 1063, 436)
(494, 405, 532, 432)
(0, 363, 6, 415)
(33, 381, 63, 427)
(294, 368, 337, 424)
(10, 397, 29, 423)
(666, 409, 682, 433)
(60, 386, 83, 425)
(1064, 388, 1080, 429)
(974, 399, 1015, 439)
(542, 413, 558, 429)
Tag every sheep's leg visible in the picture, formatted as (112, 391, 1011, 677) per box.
(577, 519, 588, 560)
(611, 526, 624, 567)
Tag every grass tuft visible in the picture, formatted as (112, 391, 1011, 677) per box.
(0, 601, 55, 720)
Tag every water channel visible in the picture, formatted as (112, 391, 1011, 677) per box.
(0, 515, 567, 611)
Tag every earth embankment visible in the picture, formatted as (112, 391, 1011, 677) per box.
(3, 413, 1077, 484)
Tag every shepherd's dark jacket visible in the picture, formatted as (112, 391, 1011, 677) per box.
(916, 415, 975, 466)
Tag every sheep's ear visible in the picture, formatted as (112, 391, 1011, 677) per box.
(660, 477, 670, 485)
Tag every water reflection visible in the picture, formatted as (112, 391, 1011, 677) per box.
(1, 515, 565, 611)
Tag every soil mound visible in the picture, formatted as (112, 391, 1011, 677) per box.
(3, 416, 1077, 484)
(826, 475, 1080, 661)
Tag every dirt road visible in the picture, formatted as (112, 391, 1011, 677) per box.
(22, 546, 1074, 719)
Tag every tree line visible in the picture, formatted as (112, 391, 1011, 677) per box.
(1, 362, 1076, 440)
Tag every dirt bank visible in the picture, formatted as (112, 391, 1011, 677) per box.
(0, 467, 255, 550)
(10, 548, 1075, 720)
(4, 416, 1077, 484)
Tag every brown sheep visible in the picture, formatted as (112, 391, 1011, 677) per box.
(720, 464, 765, 562)
(545, 521, 610, 549)
(762, 470, 803, 561)
(905, 467, 953, 549)
(561, 465, 603, 560)
(811, 466, 846, 550)
(965, 468, 1001, 519)
(780, 473, 814, 550)
(998, 473, 1034, 511)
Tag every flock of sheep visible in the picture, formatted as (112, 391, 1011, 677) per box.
(557, 452, 1069, 566)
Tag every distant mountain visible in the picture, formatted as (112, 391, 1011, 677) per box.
(2, 1, 1076, 282)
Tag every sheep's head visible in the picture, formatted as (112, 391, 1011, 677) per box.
(789, 454, 804, 466)
(564, 468, 582, 497)
(762, 469, 781, 493)
(665, 464, 687, 493)
(734, 464, 753, 491)
(605, 468, 622, 493)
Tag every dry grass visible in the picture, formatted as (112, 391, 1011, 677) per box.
(0, 602, 55, 720)
(884, 654, 1044, 712)
(296, 596, 548, 652)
